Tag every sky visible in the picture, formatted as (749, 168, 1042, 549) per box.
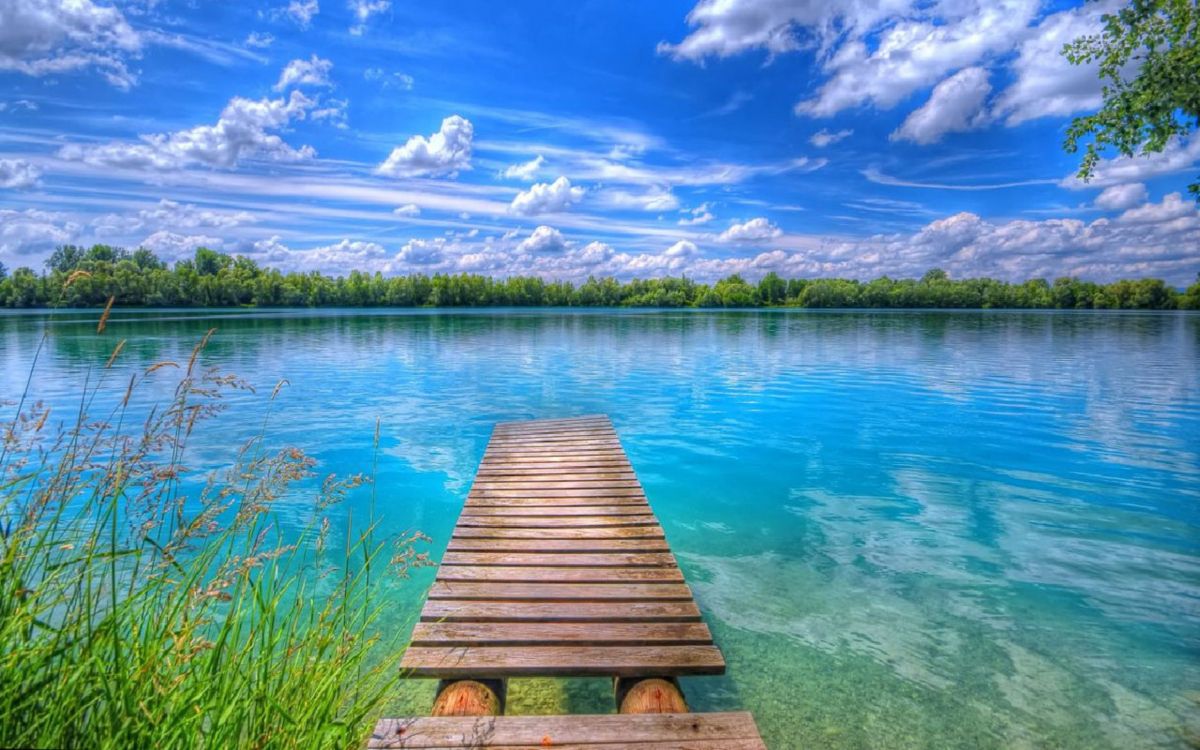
(1, 0, 1198, 285)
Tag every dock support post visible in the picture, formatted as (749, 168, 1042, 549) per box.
(614, 677, 688, 714)
(431, 679, 506, 717)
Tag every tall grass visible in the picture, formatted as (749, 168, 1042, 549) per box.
(0, 328, 429, 749)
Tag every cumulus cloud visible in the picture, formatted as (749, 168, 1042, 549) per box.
(992, 2, 1112, 126)
(501, 154, 545, 181)
(517, 225, 568, 254)
(393, 203, 421, 217)
(890, 67, 991, 145)
(0, 158, 41, 189)
(141, 230, 224, 260)
(658, 0, 907, 61)
(0, 208, 77, 258)
(661, 0, 1043, 125)
(274, 54, 332, 90)
(509, 176, 585, 215)
(718, 217, 782, 242)
(377, 115, 473, 178)
(245, 32, 275, 49)
(348, 0, 389, 35)
(396, 238, 444, 265)
(678, 203, 714, 226)
(810, 128, 852, 148)
(1061, 136, 1200, 190)
(0, 0, 141, 88)
(1094, 183, 1147, 212)
(1117, 193, 1197, 225)
(286, 0, 319, 27)
(295, 239, 389, 272)
(93, 199, 255, 236)
(59, 90, 318, 171)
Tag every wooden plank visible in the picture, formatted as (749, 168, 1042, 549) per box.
(411, 621, 712, 646)
(480, 454, 630, 464)
(370, 712, 764, 749)
(465, 497, 649, 507)
(400, 645, 725, 677)
(420, 600, 700, 622)
(470, 479, 643, 490)
(474, 468, 637, 478)
(436, 566, 685, 583)
(465, 484, 643, 496)
(447, 539, 671, 553)
(485, 436, 622, 447)
(456, 515, 659, 528)
(441, 551, 676, 568)
(427, 582, 694, 602)
(461, 505, 653, 517)
(453, 526, 663, 539)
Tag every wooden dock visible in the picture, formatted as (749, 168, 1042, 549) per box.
(378, 415, 764, 748)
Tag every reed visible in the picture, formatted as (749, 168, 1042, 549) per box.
(0, 328, 429, 749)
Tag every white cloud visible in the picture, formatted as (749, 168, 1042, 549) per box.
(678, 202, 714, 226)
(311, 97, 348, 129)
(0, 208, 77, 258)
(596, 185, 680, 212)
(992, 2, 1112, 126)
(274, 54, 333, 90)
(286, 0, 319, 28)
(396, 238, 444, 265)
(58, 90, 318, 170)
(577, 241, 613, 263)
(296, 239, 389, 272)
(1061, 136, 1200, 190)
(1117, 193, 1197, 225)
(1094, 183, 1147, 212)
(795, 2, 1038, 118)
(718, 217, 781, 242)
(501, 154, 545, 181)
(658, 0, 908, 62)
(348, 0, 389, 35)
(517, 225, 568, 254)
(665, 239, 699, 258)
(509, 176, 585, 215)
(93, 199, 255, 236)
(245, 32, 275, 49)
(393, 203, 421, 217)
(364, 67, 413, 89)
(140, 230, 224, 260)
(0, 0, 141, 88)
(810, 128, 852, 148)
(0, 158, 41, 189)
(890, 67, 991, 145)
(377, 115, 473, 178)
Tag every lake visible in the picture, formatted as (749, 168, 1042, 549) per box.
(2, 308, 1198, 748)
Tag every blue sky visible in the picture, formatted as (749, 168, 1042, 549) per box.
(1, 0, 1198, 284)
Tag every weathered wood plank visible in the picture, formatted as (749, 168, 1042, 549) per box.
(465, 484, 643, 496)
(453, 526, 663, 539)
(447, 538, 671, 553)
(456, 515, 659, 528)
(427, 582, 694, 602)
(465, 496, 649, 507)
(400, 645, 725, 678)
(460, 504, 652, 517)
(411, 621, 712, 647)
(470, 479, 643, 490)
(420, 600, 700, 622)
(441, 551, 677, 568)
(370, 712, 764, 749)
(436, 565, 685, 583)
(474, 467, 637, 478)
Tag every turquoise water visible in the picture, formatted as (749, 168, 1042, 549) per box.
(2, 309, 1198, 748)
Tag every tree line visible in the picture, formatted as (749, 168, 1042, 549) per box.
(1, 244, 1197, 310)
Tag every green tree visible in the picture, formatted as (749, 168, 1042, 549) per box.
(1063, 0, 1200, 198)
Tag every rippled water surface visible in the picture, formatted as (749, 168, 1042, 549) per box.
(3, 309, 1198, 748)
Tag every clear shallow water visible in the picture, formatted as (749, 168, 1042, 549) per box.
(2, 308, 1198, 748)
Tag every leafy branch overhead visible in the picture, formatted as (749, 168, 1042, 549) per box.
(1063, 0, 1200, 199)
